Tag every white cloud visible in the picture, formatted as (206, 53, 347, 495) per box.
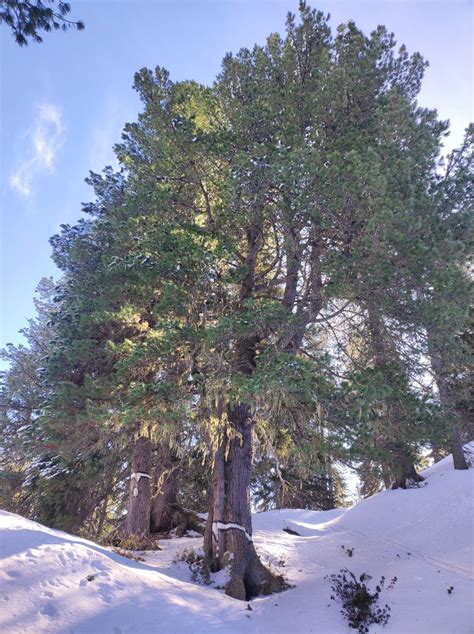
(10, 103, 65, 196)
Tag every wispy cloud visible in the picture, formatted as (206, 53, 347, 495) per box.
(10, 103, 65, 196)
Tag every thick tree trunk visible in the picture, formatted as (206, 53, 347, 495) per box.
(451, 424, 469, 471)
(150, 443, 181, 534)
(392, 461, 425, 490)
(204, 403, 286, 600)
(124, 436, 152, 543)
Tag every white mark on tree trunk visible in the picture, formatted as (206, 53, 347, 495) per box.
(131, 472, 151, 483)
(212, 521, 252, 543)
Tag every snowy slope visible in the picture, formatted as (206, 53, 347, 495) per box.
(1, 454, 473, 634)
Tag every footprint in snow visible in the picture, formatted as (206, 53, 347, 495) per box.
(98, 583, 114, 603)
(91, 558, 109, 572)
(46, 579, 61, 587)
(40, 603, 58, 617)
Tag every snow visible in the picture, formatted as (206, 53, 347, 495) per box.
(1, 453, 473, 634)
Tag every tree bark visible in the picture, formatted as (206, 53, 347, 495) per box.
(204, 403, 286, 600)
(124, 435, 152, 542)
(150, 443, 181, 534)
(391, 461, 425, 490)
(450, 424, 469, 471)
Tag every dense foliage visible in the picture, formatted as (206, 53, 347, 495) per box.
(1, 1, 472, 599)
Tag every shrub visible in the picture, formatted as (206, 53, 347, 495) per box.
(175, 547, 211, 585)
(341, 545, 354, 557)
(326, 569, 397, 633)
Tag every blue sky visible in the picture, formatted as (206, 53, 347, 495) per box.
(1, 0, 472, 354)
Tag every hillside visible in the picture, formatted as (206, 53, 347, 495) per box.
(1, 453, 472, 634)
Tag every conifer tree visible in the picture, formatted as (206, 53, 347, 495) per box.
(192, 4, 457, 597)
(0, 278, 54, 514)
(44, 76, 218, 540)
(424, 127, 473, 469)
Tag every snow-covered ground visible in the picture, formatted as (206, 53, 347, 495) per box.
(1, 453, 473, 634)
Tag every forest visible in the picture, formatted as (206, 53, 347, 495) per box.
(1, 1, 472, 608)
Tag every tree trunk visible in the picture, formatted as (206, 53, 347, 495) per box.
(95, 493, 109, 538)
(204, 403, 286, 600)
(451, 424, 468, 470)
(392, 461, 425, 490)
(124, 436, 152, 543)
(431, 444, 447, 463)
(150, 443, 181, 534)
(430, 351, 468, 470)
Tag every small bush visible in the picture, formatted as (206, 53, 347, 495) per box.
(175, 548, 211, 585)
(326, 569, 397, 633)
(341, 545, 354, 557)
